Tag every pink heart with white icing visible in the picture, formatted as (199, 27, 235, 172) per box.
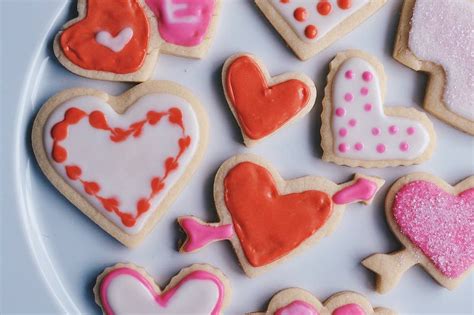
(393, 180, 474, 278)
(325, 55, 433, 165)
(98, 265, 226, 315)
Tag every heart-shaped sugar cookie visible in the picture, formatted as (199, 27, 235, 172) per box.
(249, 288, 395, 315)
(32, 81, 208, 247)
(94, 263, 230, 315)
(362, 173, 474, 293)
(222, 54, 316, 146)
(321, 50, 436, 168)
(178, 154, 384, 277)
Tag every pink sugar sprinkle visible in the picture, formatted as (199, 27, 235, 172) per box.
(338, 143, 349, 153)
(362, 71, 373, 82)
(339, 128, 348, 137)
(335, 107, 346, 117)
(360, 87, 369, 96)
(344, 93, 354, 102)
(372, 127, 381, 136)
(376, 143, 386, 153)
(393, 181, 474, 278)
(364, 103, 372, 112)
(345, 70, 354, 79)
(348, 119, 357, 127)
(407, 127, 416, 135)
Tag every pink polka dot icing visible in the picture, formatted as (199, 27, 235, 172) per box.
(330, 57, 430, 161)
(409, 0, 474, 121)
(393, 180, 474, 278)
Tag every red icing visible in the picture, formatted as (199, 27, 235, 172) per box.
(225, 56, 311, 140)
(294, 7, 308, 22)
(59, 0, 149, 74)
(317, 1, 333, 16)
(305, 25, 318, 39)
(337, 0, 352, 10)
(223, 162, 333, 267)
(50, 107, 191, 228)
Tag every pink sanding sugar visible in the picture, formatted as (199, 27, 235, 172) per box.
(393, 180, 474, 278)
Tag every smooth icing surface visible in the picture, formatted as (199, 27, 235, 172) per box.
(96, 27, 134, 53)
(270, 0, 369, 43)
(409, 0, 474, 121)
(332, 303, 366, 315)
(180, 217, 233, 252)
(332, 58, 430, 160)
(393, 180, 474, 278)
(223, 162, 332, 267)
(332, 178, 377, 205)
(275, 300, 319, 315)
(145, 0, 215, 46)
(60, 0, 149, 74)
(226, 56, 311, 140)
(44, 94, 199, 234)
(100, 267, 224, 314)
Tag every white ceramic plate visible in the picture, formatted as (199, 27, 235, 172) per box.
(2, 0, 473, 314)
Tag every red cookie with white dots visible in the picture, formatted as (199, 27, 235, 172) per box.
(321, 50, 436, 168)
(255, 0, 387, 60)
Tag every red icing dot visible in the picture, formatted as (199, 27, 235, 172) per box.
(137, 198, 150, 214)
(65, 165, 82, 180)
(400, 142, 409, 152)
(348, 119, 357, 127)
(280, 0, 289, 3)
(376, 144, 386, 153)
(84, 181, 100, 195)
(355, 142, 364, 151)
(294, 7, 307, 22)
(89, 111, 110, 130)
(364, 103, 372, 112)
(64, 108, 86, 124)
(335, 107, 346, 117)
(51, 122, 68, 141)
(317, 1, 332, 15)
(338, 143, 349, 153)
(339, 128, 348, 137)
(337, 0, 352, 10)
(305, 25, 318, 39)
(52, 144, 67, 163)
(372, 127, 381, 136)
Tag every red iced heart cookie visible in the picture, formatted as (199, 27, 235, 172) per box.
(362, 173, 474, 293)
(59, 0, 149, 74)
(224, 162, 332, 267)
(223, 54, 316, 145)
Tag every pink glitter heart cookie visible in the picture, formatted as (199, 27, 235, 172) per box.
(363, 173, 474, 293)
(321, 50, 436, 168)
(249, 288, 395, 315)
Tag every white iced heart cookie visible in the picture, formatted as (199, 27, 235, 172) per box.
(394, 0, 474, 135)
(321, 50, 435, 168)
(96, 27, 134, 52)
(255, 0, 387, 60)
(32, 81, 208, 247)
(94, 263, 231, 315)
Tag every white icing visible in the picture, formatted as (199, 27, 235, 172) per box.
(44, 94, 200, 234)
(409, 0, 474, 121)
(106, 274, 220, 314)
(270, 0, 369, 43)
(332, 58, 430, 160)
(96, 27, 134, 52)
(162, 0, 199, 23)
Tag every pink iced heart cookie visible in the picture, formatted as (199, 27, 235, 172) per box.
(94, 263, 230, 315)
(321, 50, 435, 168)
(250, 288, 395, 315)
(363, 173, 474, 293)
(32, 81, 208, 248)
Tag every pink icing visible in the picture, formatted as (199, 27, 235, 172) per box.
(393, 180, 474, 278)
(376, 143, 386, 153)
(333, 178, 378, 205)
(275, 301, 319, 315)
(145, 0, 215, 46)
(339, 143, 349, 153)
(336, 107, 346, 117)
(99, 267, 225, 315)
(332, 303, 366, 315)
(180, 217, 233, 252)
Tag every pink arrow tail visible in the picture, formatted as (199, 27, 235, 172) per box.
(178, 216, 233, 253)
(333, 177, 380, 205)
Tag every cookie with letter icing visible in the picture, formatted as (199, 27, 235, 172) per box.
(178, 154, 384, 277)
(249, 288, 396, 315)
(321, 50, 436, 168)
(54, 0, 221, 81)
(393, 0, 474, 135)
(31, 81, 208, 247)
(94, 263, 231, 315)
(255, 0, 387, 60)
(362, 173, 474, 293)
(222, 53, 317, 146)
